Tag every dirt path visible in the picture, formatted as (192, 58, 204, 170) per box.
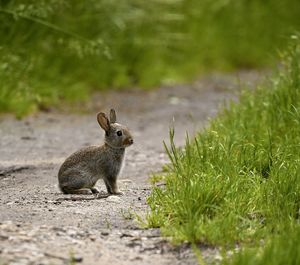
(0, 72, 263, 265)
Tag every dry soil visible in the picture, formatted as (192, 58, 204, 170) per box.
(0, 71, 264, 265)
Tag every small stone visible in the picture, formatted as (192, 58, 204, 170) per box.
(101, 231, 109, 236)
(214, 253, 223, 261)
(130, 256, 143, 261)
(0, 234, 9, 240)
(106, 196, 121, 203)
(71, 255, 83, 263)
(67, 229, 77, 237)
(120, 179, 132, 183)
(89, 235, 97, 241)
(21, 136, 35, 140)
(18, 235, 32, 242)
(169, 96, 180, 105)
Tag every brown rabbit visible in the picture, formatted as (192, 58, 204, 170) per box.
(58, 109, 133, 195)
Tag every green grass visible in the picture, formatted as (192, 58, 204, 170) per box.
(146, 36, 300, 253)
(1, 1, 300, 116)
(222, 226, 300, 265)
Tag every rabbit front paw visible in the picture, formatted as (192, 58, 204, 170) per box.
(90, 187, 100, 194)
(112, 190, 123, 196)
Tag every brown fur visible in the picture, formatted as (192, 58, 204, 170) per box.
(58, 109, 133, 195)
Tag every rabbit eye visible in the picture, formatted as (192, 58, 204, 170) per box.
(117, 130, 122, 136)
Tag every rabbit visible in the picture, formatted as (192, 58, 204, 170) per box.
(58, 109, 133, 195)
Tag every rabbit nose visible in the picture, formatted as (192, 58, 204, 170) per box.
(129, 138, 134, 144)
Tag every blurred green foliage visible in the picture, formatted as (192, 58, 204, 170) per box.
(1, 0, 300, 115)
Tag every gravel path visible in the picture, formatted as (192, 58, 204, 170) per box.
(0, 72, 263, 265)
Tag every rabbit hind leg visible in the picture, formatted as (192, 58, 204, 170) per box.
(60, 186, 92, 194)
(59, 177, 92, 194)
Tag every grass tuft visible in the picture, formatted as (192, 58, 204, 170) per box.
(223, 226, 300, 265)
(146, 37, 300, 247)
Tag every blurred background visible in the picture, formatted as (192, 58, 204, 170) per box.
(1, 0, 300, 116)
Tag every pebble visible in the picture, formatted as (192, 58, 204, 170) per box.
(67, 229, 77, 237)
(71, 255, 83, 263)
(101, 231, 109, 236)
(89, 234, 97, 241)
(169, 96, 180, 105)
(120, 179, 132, 183)
(214, 253, 223, 261)
(106, 196, 121, 203)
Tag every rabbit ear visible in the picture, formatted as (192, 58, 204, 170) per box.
(97, 112, 110, 132)
(110, 109, 117, 123)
